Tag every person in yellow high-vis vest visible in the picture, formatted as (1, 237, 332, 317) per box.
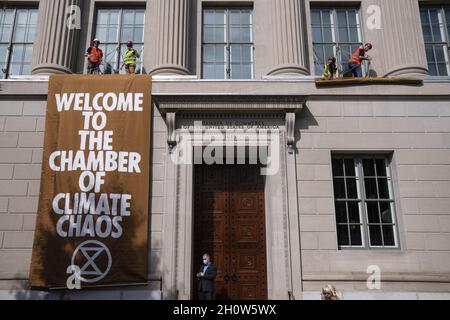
(123, 40, 140, 74)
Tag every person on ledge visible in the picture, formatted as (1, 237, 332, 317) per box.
(122, 41, 140, 74)
(86, 39, 103, 74)
(323, 56, 337, 80)
(348, 42, 373, 77)
(196, 253, 217, 300)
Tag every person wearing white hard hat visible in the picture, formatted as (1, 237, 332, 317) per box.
(86, 38, 103, 74)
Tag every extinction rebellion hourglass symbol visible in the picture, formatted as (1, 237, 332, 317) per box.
(71, 240, 112, 283)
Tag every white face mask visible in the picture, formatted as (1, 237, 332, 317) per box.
(203, 259, 208, 265)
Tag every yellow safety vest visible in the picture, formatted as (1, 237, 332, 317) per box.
(124, 49, 138, 65)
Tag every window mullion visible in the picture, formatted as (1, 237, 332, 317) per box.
(116, 9, 123, 73)
(358, 158, 370, 249)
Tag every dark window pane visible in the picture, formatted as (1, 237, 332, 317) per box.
(428, 63, 438, 76)
(335, 201, 347, 223)
(312, 26, 322, 42)
(347, 202, 360, 223)
(382, 225, 396, 246)
(332, 159, 344, 176)
(348, 11, 358, 26)
(365, 178, 378, 199)
(363, 159, 376, 176)
(367, 202, 380, 224)
(426, 46, 435, 62)
(349, 224, 362, 246)
(369, 225, 383, 246)
(323, 26, 333, 42)
(349, 27, 359, 42)
(337, 225, 350, 246)
(420, 10, 430, 25)
(422, 25, 433, 42)
(375, 159, 387, 176)
(311, 11, 321, 25)
(333, 178, 346, 198)
(344, 159, 355, 176)
(338, 27, 349, 42)
(337, 11, 347, 26)
(380, 202, 393, 223)
(435, 46, 446, 62)
(322, 10, 331, 25)
(432, 25, 442, 42)
(346, 178, 358, 199)
(378, 178, 390, 199)
(437, 63, 448, 76)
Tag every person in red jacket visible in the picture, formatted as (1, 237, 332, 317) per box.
(86, 38, 103, 74)
(348, 43, 372, 77)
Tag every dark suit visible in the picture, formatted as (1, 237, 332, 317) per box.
(197, 263, 217, 300)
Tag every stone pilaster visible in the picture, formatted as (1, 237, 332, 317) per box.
(31, 0, 82, 75)
(149, 0, 191, 75)
(267, 0, 309, 76)
(364, 0, 429, 77)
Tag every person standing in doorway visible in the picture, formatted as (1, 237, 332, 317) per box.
(196, 253, 217, 300)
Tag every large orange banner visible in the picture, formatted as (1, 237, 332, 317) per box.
(29, 75, 152, 288)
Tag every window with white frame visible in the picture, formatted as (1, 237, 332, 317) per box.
(0, 7, 38, 79)
(94, 8, 145, 74)
(202, 8, 254, 79)
(311, 7, 362, 76)
(420, 6, 450, 76)
(332, 155, 399, 249)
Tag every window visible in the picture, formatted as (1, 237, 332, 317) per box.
(0, 7, 37, 78)
(420, 7, 450, 76)
(202, 8, 254, 79)
(94, 8, 145, 74)
(311, 7, 362, 75)
(332, 155, 399, 249)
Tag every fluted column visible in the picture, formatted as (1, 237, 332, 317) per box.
(267, 0, 309, 76)
(364, 0, 429, 77)
(149, 0, 191, 75)
(32, 0, 82, 75)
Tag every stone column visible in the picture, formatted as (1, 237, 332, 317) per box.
(149, 0, 191, 75)
(363, 0, 429, 77)
(31, 0, 82, 75)
(267, 0, 309, 76)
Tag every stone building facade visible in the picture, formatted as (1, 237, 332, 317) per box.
(0, 0, 449, 300)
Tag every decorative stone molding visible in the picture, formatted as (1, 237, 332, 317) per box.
(286, 112, 296, 152)
(32, 0, 83, 75)
(166, 112, 177, 152)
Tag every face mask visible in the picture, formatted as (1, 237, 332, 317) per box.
(203, 259, 208, 265)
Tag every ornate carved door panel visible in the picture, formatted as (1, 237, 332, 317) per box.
(193, 165, 267, 300)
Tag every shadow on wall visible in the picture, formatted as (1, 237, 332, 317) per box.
(8, 276, 47, 300)
(295, 105, 319, 152)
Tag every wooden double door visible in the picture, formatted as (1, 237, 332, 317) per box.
(193, 164, 268, 300)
